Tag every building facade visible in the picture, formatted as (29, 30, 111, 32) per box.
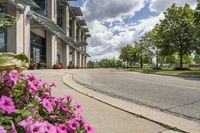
(0, 0, 90, 69)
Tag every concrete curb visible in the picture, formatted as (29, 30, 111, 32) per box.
(62, 72, 200, 133)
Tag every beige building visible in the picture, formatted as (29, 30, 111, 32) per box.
(0, 0, 90, 68)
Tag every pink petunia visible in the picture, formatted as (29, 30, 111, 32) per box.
(43, 121, 57, 133)
(42, 99, 54, 113)
(56, 124, 67, 133)
(73, 103, 83, 112)
(27, 121, 46, 133)
(0, 96, 15, 114)
(2, 70, 19, 88)
(0, 125, 6, 133)
(84, 123, 95, 133)
(18, 116, 34, 129)
(67, 119, 80, 131)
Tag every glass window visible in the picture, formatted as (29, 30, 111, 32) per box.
(57, 1, 64, 28)
(32, 0, 48, 16)
(0, 4, 7, 52)
(30, 32, 46, 63)
(69, 19, 73, 37)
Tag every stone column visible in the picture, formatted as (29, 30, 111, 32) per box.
(78, 53, 83, 68)
(64, 5, 70, 36)
(7, 3, 28, 54)
(72, 50, 77, 68)
(82, 54, 84, 68)
(48, 0, 57, 22)
(85, 56, 87, 68)
(72, 18, 77, 41)
(63, 44, 70, 68)
(78, 28, 82, 42)
(46, 32, 57, 68)
(23, 6, 31, 58)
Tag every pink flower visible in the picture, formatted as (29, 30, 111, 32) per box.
(42, 99, 53, 113)
(0, 96, 15, 114)
(0, 125, 6, 133)
(56, 124, 67, 133)
(27, 121, 46, 133)
(84, 123, 95, 133)
(44, 121, 57, 133)
(76, 114, 86, 124)
(18, 116, 34, 129)
(67, 119, 79, 131)
(73, 103, 83, 112)
(2, 70, 19, 88)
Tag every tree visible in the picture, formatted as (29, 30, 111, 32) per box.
(135, 32, 153, 68)
(87, 61, 96, 68)
(119, 44, 134, 67)
(157, 4, 196, 69)
(194, 53, 200, 64)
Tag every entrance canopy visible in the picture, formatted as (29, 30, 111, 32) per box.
(28, 11, 90, 57)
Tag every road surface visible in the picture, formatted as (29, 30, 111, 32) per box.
(73, 69, 200, 122)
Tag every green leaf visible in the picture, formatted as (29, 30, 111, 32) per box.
(0, 53, 29, 71)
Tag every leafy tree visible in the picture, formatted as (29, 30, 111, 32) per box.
(135, 32, 153, 68)
(194, 53, 200, 64)
(87, 61, 96, 68)
(119, 44, 134, 67)
(157, 4, 196, 69)
(194, 0, 200, 54)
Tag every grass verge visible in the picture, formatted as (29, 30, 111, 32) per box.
(126, 67, 200, 77)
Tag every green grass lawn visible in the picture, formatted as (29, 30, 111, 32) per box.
(127, 67, 200, 77)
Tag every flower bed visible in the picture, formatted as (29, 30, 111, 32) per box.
(0, 70, 94, 133)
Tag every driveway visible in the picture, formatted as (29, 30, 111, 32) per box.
(73, 69, 200, 122)
(25, 70, 169, 133)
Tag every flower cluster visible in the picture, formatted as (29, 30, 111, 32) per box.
(0, 70, 94, 133)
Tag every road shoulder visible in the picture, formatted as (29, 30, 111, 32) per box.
(63, 70, 200, 133)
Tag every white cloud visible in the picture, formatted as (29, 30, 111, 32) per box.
(83, 0, 145, 21)
(149, 0, 197, 12)
(87, 13, 164, 60)
(84, 0, 197, 61)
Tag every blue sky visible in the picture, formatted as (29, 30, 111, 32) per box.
(70, 0, 197, 61)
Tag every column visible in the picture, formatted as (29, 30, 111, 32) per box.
(85, 56, 87, 68)
(82, 54, 84, 68)
(78, 53, 82, 68)
(78, 28, 82, 42)
(46, 32, 57, 68)
(63, 44, 70, 68)
(72, 18, 77, 41)
(64, 4, 70, 36)
(23, 6, 31, 58)
(48, 0, 57, 22)
(72, 50, 77, 68)
(7, 3, 28, 54)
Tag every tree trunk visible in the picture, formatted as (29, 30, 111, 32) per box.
(140, 54, 143, 68)
(180, 47, 183, 69)
(180, 53, 183, 69)
(156, 49, 159, 68)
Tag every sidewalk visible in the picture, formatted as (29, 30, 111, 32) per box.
(28, 70, 179, 133)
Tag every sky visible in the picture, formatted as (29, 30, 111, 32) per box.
(70, 0, 197, 61)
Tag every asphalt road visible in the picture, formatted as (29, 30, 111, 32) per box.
(73, 69, 200, 122)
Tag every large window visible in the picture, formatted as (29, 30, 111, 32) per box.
(32, 0, 48, 16)
(30, 32, 46, 63)
(57, 1, 64, 28)
(0, 4, 7, 52)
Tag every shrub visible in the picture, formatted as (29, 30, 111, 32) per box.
(0, 70, 94, 133)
